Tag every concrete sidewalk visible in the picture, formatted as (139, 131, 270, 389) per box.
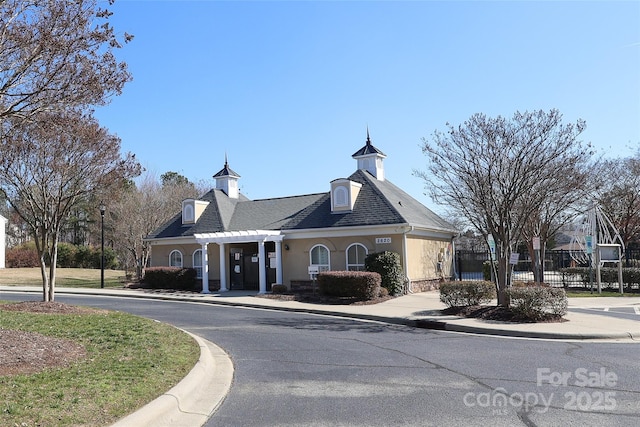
(2, 285, 640, 340)
(2, 286, 639, 427)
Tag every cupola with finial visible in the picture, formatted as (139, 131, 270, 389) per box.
(351, 128, 386, 181)
(213, 154, 241, 199)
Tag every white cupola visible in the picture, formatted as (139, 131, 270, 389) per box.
(352, 129, 386, 181)
(213, 155, 240, 199)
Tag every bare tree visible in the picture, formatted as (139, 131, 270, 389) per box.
(109, 171, 201, 280)
(416, 109, 591, 306)
(594, 150, 640, 249)
(0, 0, 132, 120)
(0, 111, 140, 301)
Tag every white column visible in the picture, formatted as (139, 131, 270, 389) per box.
(275, 240, 283, 285)
(218, 242, 228, 292)
(201, 243, 210, 294)
(258, 240, 266, 294)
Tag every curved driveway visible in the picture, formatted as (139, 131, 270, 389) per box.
(4, 293, 640, 426)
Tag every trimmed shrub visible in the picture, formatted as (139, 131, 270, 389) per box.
(378, 286, 389, 298)
(318, 271, 382, 300)
(143, 267, 198, 291)
(365, 251, 405, 296)
(512, 281, 549, 288)
(91, 246, 118, 270)
(506, 286, 568, 320)
(6, 243, 40, 268)
(74, 245, 93, 268)
(56, 243, 78, 268)
(439, 281, 495, 308)
(271, 284, 288, 294)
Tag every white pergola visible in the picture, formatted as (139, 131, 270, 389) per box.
(194, 230, 284, 294)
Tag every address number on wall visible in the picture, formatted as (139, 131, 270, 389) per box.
(376, 237, 392, 244)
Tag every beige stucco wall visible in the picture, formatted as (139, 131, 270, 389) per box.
(405, 235, 453, 281)
(281, 234, 405, 284)
(149, 231, 454, 289)
(151, 243, 222, 279)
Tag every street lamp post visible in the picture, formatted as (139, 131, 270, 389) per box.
(99, 204, 106, 289)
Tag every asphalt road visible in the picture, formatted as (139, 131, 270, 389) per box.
(3, 293, 640, 427)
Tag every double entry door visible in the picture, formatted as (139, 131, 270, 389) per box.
(229, 243, 276, 290)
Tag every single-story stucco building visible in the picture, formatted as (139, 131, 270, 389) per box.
(145, 133, 458, 293)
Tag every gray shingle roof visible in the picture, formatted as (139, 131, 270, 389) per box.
(351, 133, 386, 158)
(147, 169, 456, 239)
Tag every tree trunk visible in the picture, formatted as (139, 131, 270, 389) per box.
(496, 256, 509, 306)
(48, 238, 59, 302)
(39, 255, 50, 302)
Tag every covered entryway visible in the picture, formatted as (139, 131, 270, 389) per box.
(194, 230, 283, 294)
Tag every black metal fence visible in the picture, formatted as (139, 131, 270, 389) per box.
(455, 248, 640, 289)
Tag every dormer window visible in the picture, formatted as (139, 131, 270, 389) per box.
(330, 179, 362, 213)
(182, 199, 210, 225)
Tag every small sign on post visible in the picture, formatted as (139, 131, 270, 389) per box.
(308, 265, 319, 294)
(509, 252, 520, 265)
(487, 236, 496, 260)
(532, 237, 540, 251)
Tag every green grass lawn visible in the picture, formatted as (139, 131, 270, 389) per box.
(0, 304, 200, 426)
(0, 267, 128, 288)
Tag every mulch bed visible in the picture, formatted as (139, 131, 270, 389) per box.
(0, 302, 91, 376)
(443, 305, 566, 323)
(256, 292, 394, 306)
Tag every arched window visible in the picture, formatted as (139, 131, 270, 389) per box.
(192, 249, 203, 278)
(333, 186, 348, 207)
(346, 243, 367, 271)
(169, 250, 183, 268)
(183, 204, 194, 222)
(310, 244, 330, 272)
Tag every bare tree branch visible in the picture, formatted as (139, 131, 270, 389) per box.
(415, 109, 593, 306)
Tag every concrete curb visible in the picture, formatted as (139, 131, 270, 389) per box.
(111, 331, 233, 427)
(3, 286, 639, 427)
(413, 318, 638, 340)
(3, 287, 639, 341)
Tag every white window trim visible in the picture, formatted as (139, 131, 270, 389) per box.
(192, 249, 203, 278)
(346, 243, 368, 271)
(169, 250, 183, 268)
(309, 244, 330, 272)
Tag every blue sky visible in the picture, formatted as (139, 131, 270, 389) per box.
(95, 0, 640, 213)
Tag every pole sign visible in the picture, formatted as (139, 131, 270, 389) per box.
(533, 237, 541, 251)
(585, 235, 593, 254)
(487, 236, 496, 257)
(509, 252, 520, 265)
